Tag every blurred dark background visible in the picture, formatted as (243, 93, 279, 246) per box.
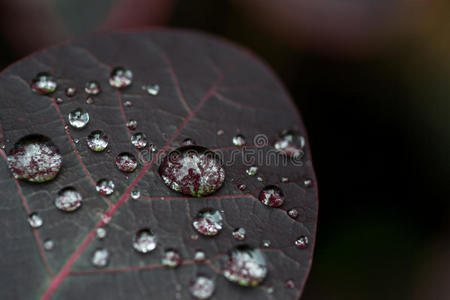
(0, 0, 449, 299)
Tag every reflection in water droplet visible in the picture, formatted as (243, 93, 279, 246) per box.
(259, 185, 284, 207)
(304, 178, 313, 187)
(194, 250, 206, 262)
(85, 81, 101, 95)
(96, 227, 107, 239)
(223, 245, 267, 287)
(159, 146, 225, 197)
(285, 280, 295, 289)
(133, 229, 157, 254)
(55, 97, 64, 104)
(237, 184, 247, 191)
(181, 138, 196, 146)
(190, 275, 215, 299)
(126, 119, 137, 130)
(31, 72, 57, 95)
(87, 130, 108, 152)
(232, 134, 246, 146)
(142, 84, 160, 96)
(28, 212, 43, 228)
(65, 87, 76, 97)
(131, 132, 147, 149)
(192, 208, 223, 236)
(262, 240, 271, 248)
(85, 97, 94, 104)
(294, 235, 309, 249)
(232, 228, 246, 241)
(130, 189, 140, 199)
(96, 179, 115, 196)
(91, 248, 109, 268)
(274, 130, 305, 158)
(162, 249, 182, 268)
(115, 152, 137, 172)
(109, 67, 133, 88)
(55, 187, 82, 212)
(44, 239, 54, 251)
(68, 108, 90, 129)
(246, 166, 258, 176)
(287, 208, 299, 219)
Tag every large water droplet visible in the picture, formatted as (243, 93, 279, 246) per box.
(274, 130, 305, 158)
(142, 84, 160, 96)
(162, 249, 182, 268)
(96, 179, 115, 196)
(232, 228, 246, 241)
(7, 134, 62, 182)
(192, 208, 223, 236)
(232, 134, 246, 146)
(68, 108, 90, 129)
(115, 152, 137, 172)
(294, 235, 309, 249)
(190, 275, 215, 299)
(223, 245, 267, 287)
(85, 81, 101, 95)
(246, 166, 258, 176)
(65, 87, 76, 97)
(131, 132, 147, 149)
(109, 67, 133, 88)
(158, 146, 225, 197)
(44, 239, 54, 251)
(87, 130, 108, 152)
(132, 229, 157, 254)
(28, 212, 43, 228)
(31, 72, 57, 94)
(55, 187, 82, 212)
(259, 185, 284, 207)
(91, 248, 109, 268)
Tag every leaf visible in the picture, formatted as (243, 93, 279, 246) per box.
(0, 29, 318, 299)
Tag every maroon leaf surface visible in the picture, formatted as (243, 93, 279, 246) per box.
(0, 29, 318, 299)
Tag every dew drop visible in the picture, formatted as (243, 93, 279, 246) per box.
(65, 87, 76, 97)
(142, 84, 160, 96)
(31, 72, 57, 95)
(262, 240, 271, 248)
(217, 129, 224, 136)
(68, 108, 90, 129)
(237, 184, 247, 191)
(101, 214, 111, 224)
(181, 138, 196, 146)
(304, 178, 313, 187)
(194, 250, 206, 262)
(259, 185, 284, 207)
(131, 132, 147, 149)
(96, 179, 115, 196)
(87, 130, 108, 152)
(274, 130, 305, 158)
(130, 189, 141, 199)
(285, 280, 295, 289)
(246, 166, 258, 176)
(55, 187, 82, 212)
(294, 235, 309, 249)
(222, 245, 267, 287)
(44, 239, 54, 251)
(109, 67, 133, 88)
(281, 176, 289, 183)
(126, 119, 138, 130)
(85, 81, 101, 95)
(55, 97, 64, 104)
(190, 275, 215, 299)
(158, 146, 225, 197)
(124, 100, 133, 107)
(96, 227, 107, 239)
(190, 234, 199, 241)
(132, 229, 157, 254)
(28, 212, 43, 228)
(149, 144, 157, 153)
(85, 97, 94, 104)
(287, 208, 299, 219)
(115, 152, 138, 172)
(91, 248, 109, 268)
(162, 249, 182, 268)
(232, 134, 246, 146)
(192, 208, 223, 236)
(257, 176, 264, 182)
(232, 228, 246, 241)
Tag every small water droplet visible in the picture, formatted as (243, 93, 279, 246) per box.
(223, 245, 267, 287)
(262, 240, 271, 248)
(91, 248, 109, 268)
(266, 287, 274, 294)
(87, 130, 108, 152)
(74, 138, 80, 144)
(256, 176, 264, 182)
(237, 184, 247, 191)
(190, 233, 199, 241)
(133, 229, 157, 254)
(96, 227, 107, 239)
(55, 97, 64, 104)
(304, 178, 313, 187)
(159, 146, 225, 197)
(181, 138, 196, 146)
(190, 275, 215, 299)
(232, 134, 246, 146)
(109, 67, 133, 88)
(285, 280, 295, 288)
(31, 72, 57, 94)
(85, 81, 101, 95)
(44, 239, 54, 251)
(126, 119, 137, 130)
(192, 208, 223, 236)
(232, 228, 246, 241)
(115, 152, 138, 172)
(96, 179, 115, 196)
(149, 144, 157, 153)
(131, 132, 147, 149)
(162, 249, 182, 268)
(142, 84, 160, 96)
(294, 235, 309, 249)
(124, 100, 133, 107)
(217, 129, 224, 136)
(28, 212, 43, 228)
(281, 177, 289, 183)
(130, 189, 141, 199)
(7, 134, 62, 182)
(55, 187, 82, 212)
(101, 214, 111, 224)
(194, 250, 206, 262)
(274, 130, 305, 158)
(68, 108, 90, 129)
(287, 208, 299, 219)
(85, 97, 94, 104)
(259, 185, 284, 207)
(65, 87, 76, 97)
(246, 166, 258, 176)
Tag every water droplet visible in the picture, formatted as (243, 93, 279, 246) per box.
(190, 233, 199, 241)
(55, 97, 64, 104)
(266, 287, 274, 294)
(232, 228, 246, 241)
(126, 119, 137, 130)
(124, 100, 133, 107)
(274, 130, 305, 158)
(149, 144, 157, 153)
(181, 138, 196, 146)
(96, 227, 107, 239)
(31, 72, 57, 94)
(130, 189, 141, 199)
(96, 179, 115, 196)
(115, 152, 138, 172)
(217, 129, 224, 136)
(262, 240, 271, 248)
(91, 248, 109, 268)
(190, 275, 215, 299)
(101, 214, 111, 224)
(304, 178, 313, 187)
(287, 208, 299, 219)
(109, 67, 133, 88)
(44, 239, 54, 251)
(259, 185, 284, 207)
(85, 97, 94, 104)
(85, 81, 101, 95)
(192, 208, 223, 236)
(28, 212, 43, 228)
(7, 134, 62, 183)
(159, 146, 225, 197)
(142, 84, 160, 96)
(246, 166, 258, 176)
(194, 250, 206, 262)
(237, 184, 247, 191)
(285, 280, 295, 289)
(74, 138, 80, 144)
(232, 134, 246, 146)
(223, 245, 267, 287)
(132, 229, 157, 254)
(55, 187, 82, 212)
(65, 87, 76, 97)
(87, 130, 108, 152)
(162, 249, 182, 268)
(68, 108, 90, 129)
(256, 176, 264, 182)
(281, 177, 289, 183)
(294, 235, 309, 249)
(131, 132, 147, 149)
